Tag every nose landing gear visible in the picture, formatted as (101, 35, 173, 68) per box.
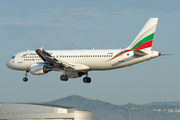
(23, 71, 29, 82)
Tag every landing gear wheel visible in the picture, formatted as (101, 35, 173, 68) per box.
(83, 77, 91, 83)
(23, 77, 28, 82)
(23, 71, 29, 82)
(60, 75, 65, 81)
(60, 75, 68, 81)
(64, 75, 68, 81)
(83, 77, 87, 83)
(87, 77, 91, 83)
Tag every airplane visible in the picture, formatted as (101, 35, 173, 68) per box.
(6, 18, 167, 83)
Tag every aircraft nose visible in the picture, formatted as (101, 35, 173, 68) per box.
(6, 60, 11, 68)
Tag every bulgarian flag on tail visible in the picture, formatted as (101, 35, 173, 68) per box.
(127, 18, 158, 51)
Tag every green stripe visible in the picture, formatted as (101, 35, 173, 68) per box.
(110, 33, 155, 60)
(113, 50, 129, 58)
(131, 33, 154, 50)
(22, 53, 29, 57)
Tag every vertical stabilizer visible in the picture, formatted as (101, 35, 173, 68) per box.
(127, 18, 158, 51)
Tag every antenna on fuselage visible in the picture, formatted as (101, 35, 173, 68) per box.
(92, 47, 95, 50)
(27, 49, 29, 51)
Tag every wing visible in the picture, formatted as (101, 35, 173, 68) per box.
(35, 47, 89, 71)
(35, 47, 75, 69)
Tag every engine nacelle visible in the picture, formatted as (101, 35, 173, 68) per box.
(65, 72, 86, 78)
(30, 64, 52, 75)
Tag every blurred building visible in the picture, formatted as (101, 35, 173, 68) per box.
(0, 103, 94, 120)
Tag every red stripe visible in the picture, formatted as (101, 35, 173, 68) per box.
(107, 40, 153, 62)
(134, 40, 153, 50)
(108, 50, 132, 61)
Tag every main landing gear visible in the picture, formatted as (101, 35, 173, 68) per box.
(83, 77, 91, 83)
(83, 72, 91, 83)
(23, 71, 29, 82)
(60, 72, 92, 83)
(60, 75, 68, 81)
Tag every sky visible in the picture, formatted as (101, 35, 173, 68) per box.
(0, 0, 180, 105)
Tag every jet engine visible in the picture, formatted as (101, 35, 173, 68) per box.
(65, 71, 86, 78)
(30, 63, 52, 75)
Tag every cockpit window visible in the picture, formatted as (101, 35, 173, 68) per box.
(11, 56, 15, 59)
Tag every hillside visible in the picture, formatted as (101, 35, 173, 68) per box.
(45, 95, 180, 120)
(143, 101, 180, 106)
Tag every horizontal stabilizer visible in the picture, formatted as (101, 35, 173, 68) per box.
(134, 50, 148, 56)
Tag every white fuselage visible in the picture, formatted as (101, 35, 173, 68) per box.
(6, 49, 160, 72)
(6, 18, 161, 82)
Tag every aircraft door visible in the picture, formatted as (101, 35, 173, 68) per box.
(18, 53, 23, 63)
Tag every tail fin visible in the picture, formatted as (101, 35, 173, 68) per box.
(127, 18, 158, 51)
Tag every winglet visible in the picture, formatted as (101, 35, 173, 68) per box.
(39, 46, 44, 51)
